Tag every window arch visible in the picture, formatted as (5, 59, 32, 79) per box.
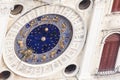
(98, 33, 120, 72)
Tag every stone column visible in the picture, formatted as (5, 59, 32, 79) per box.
(77, 0, 106, 80)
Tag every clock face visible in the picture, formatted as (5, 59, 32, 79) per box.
(14, 14, 73, 64)
(4, 5, 85, 78)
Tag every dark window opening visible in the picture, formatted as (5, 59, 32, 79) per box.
(10, 4, 23, 15)
(79, 0, 91, 10)
(98, 33, 120, 72)
(0, 71, 11, 79)
(65, 64, 77, 74)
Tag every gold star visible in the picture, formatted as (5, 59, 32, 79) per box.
(18, 40, 24, 48)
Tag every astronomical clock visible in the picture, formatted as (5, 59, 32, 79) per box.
(0, 0, 92, 80)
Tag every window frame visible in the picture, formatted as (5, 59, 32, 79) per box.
(98, 33, 120, 73)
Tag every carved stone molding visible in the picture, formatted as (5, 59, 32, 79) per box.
(0, 3, 13, 15)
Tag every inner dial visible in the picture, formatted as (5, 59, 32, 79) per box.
(15, 14, 73, 64)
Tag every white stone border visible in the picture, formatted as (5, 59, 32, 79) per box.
(3, 4, 86, 78)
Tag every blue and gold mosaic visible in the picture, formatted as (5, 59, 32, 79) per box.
(15, 14, 73, 64)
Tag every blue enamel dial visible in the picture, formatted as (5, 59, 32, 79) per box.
(26, 24, 60, 54)
(15, 14, 73, 64)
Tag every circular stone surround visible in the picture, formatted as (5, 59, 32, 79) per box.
(4, 5, 86, 78)
(14, 14, 73, 64)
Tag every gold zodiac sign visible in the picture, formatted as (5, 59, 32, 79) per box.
(18, 40, 24, 48)
(53, 16, 59, 22)
(61, 23, 67, 32)
(20, 29, 23, 37)
(41, 16, 48, 21)
(20, 30, 29, 38)
(41, 55, 47, 61)
(32, 55, 37, 62)
(59, 37, 65, 49)
(30, 20, 36, 27)
(23, 31, 29, 38)
(62, 23, 66, 29)
(50, 50, 57, 58)
(20, 49, 33, 61)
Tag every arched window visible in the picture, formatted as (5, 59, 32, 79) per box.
(112, 0, 120, 12)
(98, 33, 120, 72)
